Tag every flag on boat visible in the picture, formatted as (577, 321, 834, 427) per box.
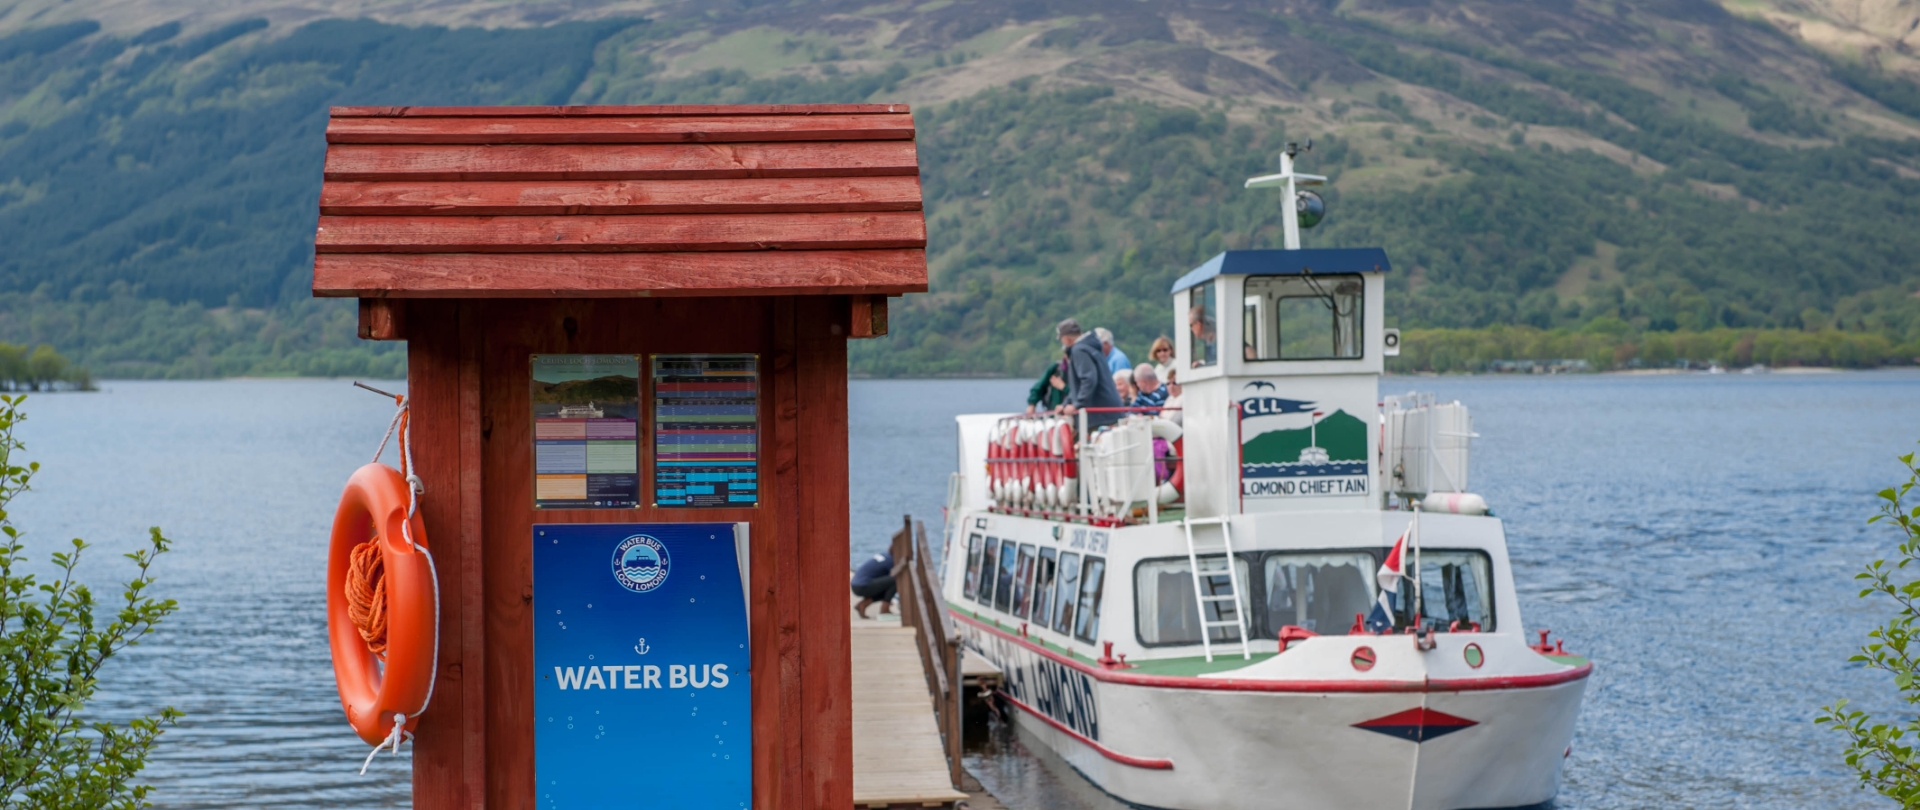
(1366, 525, 1411, 633)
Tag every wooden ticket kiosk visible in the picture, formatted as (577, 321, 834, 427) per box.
(311, 104, 927, 809)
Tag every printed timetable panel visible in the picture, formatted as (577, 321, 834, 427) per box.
(532, 355, 641, 509)
(652, 354, 759, 508)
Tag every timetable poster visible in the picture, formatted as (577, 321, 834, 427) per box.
(652, 354, 759, 508)
(532, 355, 641, 509)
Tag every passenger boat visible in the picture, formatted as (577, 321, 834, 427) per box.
(939, 147, 1591, 810)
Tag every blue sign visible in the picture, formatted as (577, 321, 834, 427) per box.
(534, 523, 751, 809)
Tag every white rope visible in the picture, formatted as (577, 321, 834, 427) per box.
(357, 396, 441, 774)
(372, 404, 403, 466)
(360, 712, 410, 775)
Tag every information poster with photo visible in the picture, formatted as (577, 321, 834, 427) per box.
(652, 354, 759, 508)
(532, 355, 641, 509)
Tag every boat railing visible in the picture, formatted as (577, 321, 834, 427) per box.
(986, 408, 1182, 526)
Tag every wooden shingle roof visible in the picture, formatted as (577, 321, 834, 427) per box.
(311, 105, 928, 299)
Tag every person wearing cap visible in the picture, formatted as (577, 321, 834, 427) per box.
(1094, 327, 1132, 376)
(1056, 318, 1124, 430)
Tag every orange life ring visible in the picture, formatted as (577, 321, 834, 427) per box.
(327, 462, 437, 746)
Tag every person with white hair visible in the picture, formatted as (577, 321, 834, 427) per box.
(1094, 327, 1131, 376)
(1113, 369, 1136, 405)
(1132, 363, 1168, 411)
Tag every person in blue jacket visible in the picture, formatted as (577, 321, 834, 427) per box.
(851, 551, 898, 619)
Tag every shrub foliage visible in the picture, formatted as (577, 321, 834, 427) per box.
(0, 395, 179, 807)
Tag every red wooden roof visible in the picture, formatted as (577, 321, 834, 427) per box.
(311, 105, 928, 299)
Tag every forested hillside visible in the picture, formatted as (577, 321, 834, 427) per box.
(0, 0, 1916, 377)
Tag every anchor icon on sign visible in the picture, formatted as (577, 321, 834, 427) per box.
(633, 638, 650, 655)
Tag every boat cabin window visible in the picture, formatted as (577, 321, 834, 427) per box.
(1011, 544, 1038, 619)
(993, 539, 1018, 614)
(1133, 556, 1254, 646)
(975, 537, 1001, 609)
(1031, 548, 1059, 629)
(1188, 283, 1218, 368)
(1261, 552, 1376, 636)
(963, 534, 984, 601)
(1242, 274, 1363, 360)
(1073, 556, 1107, 645)
(1052, 552, 1082, 636)
(1408, 550, 1495, 631)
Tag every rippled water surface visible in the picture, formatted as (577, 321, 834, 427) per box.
(11, 373, 1918, 808)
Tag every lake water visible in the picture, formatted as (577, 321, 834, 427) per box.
(10, 372, 1917, 808)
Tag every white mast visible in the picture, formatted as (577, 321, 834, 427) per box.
(1243, 142, 1326, 251)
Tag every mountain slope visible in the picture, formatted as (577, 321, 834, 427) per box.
(0, 1, 1916, 377)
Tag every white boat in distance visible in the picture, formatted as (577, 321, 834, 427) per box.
(941, 146, 1589, 810)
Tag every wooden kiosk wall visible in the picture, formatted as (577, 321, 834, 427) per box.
(312, 105, 926, 810)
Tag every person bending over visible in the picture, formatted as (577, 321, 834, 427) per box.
(851, 551, 898, 619)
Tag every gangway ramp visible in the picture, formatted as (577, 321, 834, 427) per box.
(851, 612, 968, 809)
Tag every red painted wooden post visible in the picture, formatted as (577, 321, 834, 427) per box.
(314, 105, 924, 810)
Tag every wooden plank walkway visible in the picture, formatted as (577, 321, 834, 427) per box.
(851, 601, 968, 809)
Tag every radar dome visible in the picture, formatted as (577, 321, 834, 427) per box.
(1296, 190, 1326, 229)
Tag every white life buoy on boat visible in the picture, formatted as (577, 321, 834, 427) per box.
(1422, 492, 1489, 515)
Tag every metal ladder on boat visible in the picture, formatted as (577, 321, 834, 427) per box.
(1182, 516, 1251, 662)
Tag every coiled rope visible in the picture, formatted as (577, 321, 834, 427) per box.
(349, 383, 440, 775)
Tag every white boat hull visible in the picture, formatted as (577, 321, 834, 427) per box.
(959, 616, 1588, 810)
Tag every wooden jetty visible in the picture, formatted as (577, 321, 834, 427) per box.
(848, 518, 985, 809)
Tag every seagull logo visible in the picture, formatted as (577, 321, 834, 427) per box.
(1245, 381, 1277, 390)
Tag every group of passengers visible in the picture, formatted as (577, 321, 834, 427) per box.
(1024, 318, 1183, 431)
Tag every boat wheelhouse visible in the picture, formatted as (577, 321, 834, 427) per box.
(940, 148, 1590, 810)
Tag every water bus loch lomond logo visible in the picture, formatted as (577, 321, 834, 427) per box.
(612, 534, 671, 593)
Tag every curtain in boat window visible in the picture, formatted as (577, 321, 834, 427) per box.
(1411, 550, 1495, 631)
(1031, 548, 1059, 628)
(963, 534, 984, 601)
(1052, 552, 1082, 636)
(977, 537, 1000, 608)
(1134, 557, 1253, 645)
(1073, 556, 1106, 644)
(1260, 552, 1376, 636)
(993, 540, 1019, 613)
(1012, 544, 1038, 619)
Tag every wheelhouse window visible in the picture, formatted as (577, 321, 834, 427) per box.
(1409, 550, 1495, 631)
(1052, 552, 1082, 636)
(1011, 544, 1038, 619)
(1073, 556, 1107, 644)
(963, 534, 984, 601)
(1031, 548, 1059, 629)
(993, 539, 1018, 613)
(1134, 556, 1253, 646)
(1243, 275, 1363, 360)
(1262, 552, 1376, 636)
(1188, 283, 1218, 368)
(976, 537, 1001, 608)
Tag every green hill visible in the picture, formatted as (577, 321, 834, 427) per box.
(0, 2, 1916, 377)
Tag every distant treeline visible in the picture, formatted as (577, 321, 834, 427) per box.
(0, 343, 90, 391)
(0, 285, 403, 380)
(1388, 325, 1917, 374)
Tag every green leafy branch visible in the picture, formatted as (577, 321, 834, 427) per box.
(1819, 447, 1920, 807)
(0, 395, 180, 809)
